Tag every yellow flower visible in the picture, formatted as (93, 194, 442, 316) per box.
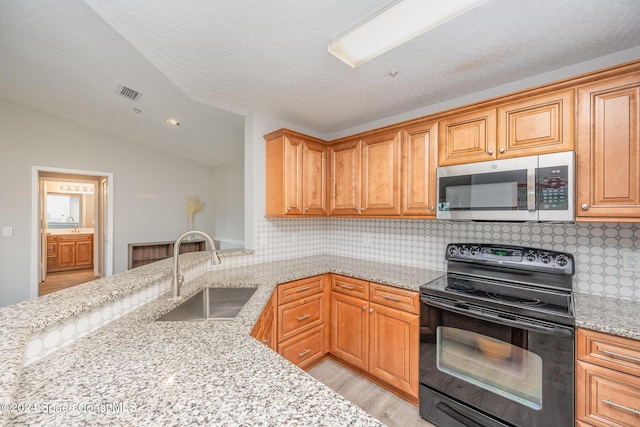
(186, 196, 205, 219)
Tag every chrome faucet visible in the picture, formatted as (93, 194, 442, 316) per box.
(171, 230, 221, 298)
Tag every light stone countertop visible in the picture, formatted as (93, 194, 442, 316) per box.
(574, 293, 640, 340)
(2, 255, 444, 426)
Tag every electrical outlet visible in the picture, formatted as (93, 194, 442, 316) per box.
(2, 226, 12, 237)
(363, 233, 371, 244)
(622, 251, 640, 272)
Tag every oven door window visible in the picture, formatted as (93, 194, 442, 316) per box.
(436, 327, 542, 410)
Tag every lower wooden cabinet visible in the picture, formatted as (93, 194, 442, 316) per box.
(250, 291, 276, 351)
(330, 275, 419, 402)
(251, 273, 420, 404)
(47, 234, 93, 273)
(369, 302, 419, 397)
(576, 328, 640, 427)
(331, 292, 369, 370)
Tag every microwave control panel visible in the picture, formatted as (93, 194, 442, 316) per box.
(537, 165, 568, 210)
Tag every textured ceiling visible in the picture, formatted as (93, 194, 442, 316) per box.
(2, 1, 640, 166)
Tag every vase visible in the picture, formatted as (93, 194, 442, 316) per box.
(186, 216, 195, 240)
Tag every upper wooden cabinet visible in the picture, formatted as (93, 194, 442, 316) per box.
(439, 90, 574, 166)
(265, 129, 327, 217)
(328, 138, 361, 215)
(401, 121, 438, 217)
(576, 72, 640, 221)
(329, 130, 401, 216)
(438, 107, 497, 166)
(497, 89, 574, 158)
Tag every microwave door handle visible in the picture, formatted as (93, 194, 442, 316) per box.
(527, 167, 536, 211)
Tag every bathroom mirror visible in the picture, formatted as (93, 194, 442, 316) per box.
(47, 193, 81, 228)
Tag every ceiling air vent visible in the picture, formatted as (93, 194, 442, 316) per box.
(116, 84, 142, 101)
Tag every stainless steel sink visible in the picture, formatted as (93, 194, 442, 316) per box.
(157, 287, 257, 321)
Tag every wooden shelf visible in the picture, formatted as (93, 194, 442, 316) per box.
(128, 240, 206, 269)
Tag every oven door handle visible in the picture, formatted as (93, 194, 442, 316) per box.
(421, 296, 573, 337)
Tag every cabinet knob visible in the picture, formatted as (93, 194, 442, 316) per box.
(286, 207, 291, 212)
(360, 208, 365, 212)
(362, 305, 367, 311)
(305, 208, 309, 211)
(369, 308, 374, 313)
(499, 147, 505, 153)
(429, 206, 434, 211)
(581, 203, 589, 211)
(487, 149, 494, 155)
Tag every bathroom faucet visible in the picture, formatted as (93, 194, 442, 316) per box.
(171, 230, 221, 298)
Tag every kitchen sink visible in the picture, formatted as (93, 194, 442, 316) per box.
(156, 287, 257, 321)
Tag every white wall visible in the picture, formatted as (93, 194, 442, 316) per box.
(0, 98, 231, 307)
(211, 160, 244, 248)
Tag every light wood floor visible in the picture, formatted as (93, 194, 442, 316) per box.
(39, 269, 99, 296)
(308, 359, 435, 427)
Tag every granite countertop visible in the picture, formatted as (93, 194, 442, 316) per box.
(574, 293, 640, 340)
(2, 255, 443, 426)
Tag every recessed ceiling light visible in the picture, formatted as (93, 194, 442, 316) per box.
(166, 119, 181, 126)
(328, 0, 488, 68)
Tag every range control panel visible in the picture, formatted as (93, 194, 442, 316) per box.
(445, 243, 574, 275)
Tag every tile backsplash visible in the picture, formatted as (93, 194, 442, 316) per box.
(222, 218, 640, 301)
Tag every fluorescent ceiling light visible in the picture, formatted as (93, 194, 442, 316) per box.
(328, 0, 488, 68)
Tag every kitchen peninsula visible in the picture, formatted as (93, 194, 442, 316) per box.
(0, 252, 442, 426)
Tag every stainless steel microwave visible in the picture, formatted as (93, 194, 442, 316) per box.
(436, 151, 575, 221)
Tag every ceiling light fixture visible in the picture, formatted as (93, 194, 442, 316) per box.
(166, 118, 181, 126)
(328, 0, 488, 68)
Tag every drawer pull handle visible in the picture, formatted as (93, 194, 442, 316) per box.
(297, 314, 311, 321)
(602, 399, 640, 415)
(382, 295, 400, 301)
(602, 350, 640, 363)
(339, 284, 354, 290)
(298, 348, 311, 358)
(296, 287, 310, 292)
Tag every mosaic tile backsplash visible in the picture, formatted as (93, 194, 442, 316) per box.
(221, 218, 640, 301)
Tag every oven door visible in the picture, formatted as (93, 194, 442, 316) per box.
(419, 295, 574, 427)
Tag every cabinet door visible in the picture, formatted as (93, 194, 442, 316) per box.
(361, 130, 401, 216)
(330, 292, 369, 370)
(369, 302, 419, 398)
(577, 72, 640, 221)
(329, 139, 361, 215)
(283, 134, 304, 215)
(402, 121, 438, 216)
(497, 89, 574, 158)
(438, 108, 497, 166)
(46, 237, 57, 271)
(57, 241, 76, 267)
(75, 239, 93, 266)
(577, 361, 640, 427)
(302, 140, 327, 215)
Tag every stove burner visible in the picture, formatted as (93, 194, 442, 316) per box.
(487, 292, 547, 306)
(446, 281, 476, 293)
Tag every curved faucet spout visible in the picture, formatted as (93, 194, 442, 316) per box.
(171, 230, 221, 298)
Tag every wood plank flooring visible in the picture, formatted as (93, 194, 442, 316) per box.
(39, 269, 99, 296)
(308, 359, 435, 427)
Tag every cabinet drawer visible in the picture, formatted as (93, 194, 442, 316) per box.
(278, 275, 324, 305)
(278, 294, 324, 342)
(370, 283, 419, 314)
(58, 234, 92, 242)
(279, 326, 326, 368)
(577, 361, 640, 427)
(578, 329, 640, 377)
(331, 274, 369, 299)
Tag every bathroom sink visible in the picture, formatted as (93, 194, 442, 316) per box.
(157, 287, 257, 321)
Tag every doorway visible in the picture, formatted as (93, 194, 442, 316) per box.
(31, 166, 114, 298)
